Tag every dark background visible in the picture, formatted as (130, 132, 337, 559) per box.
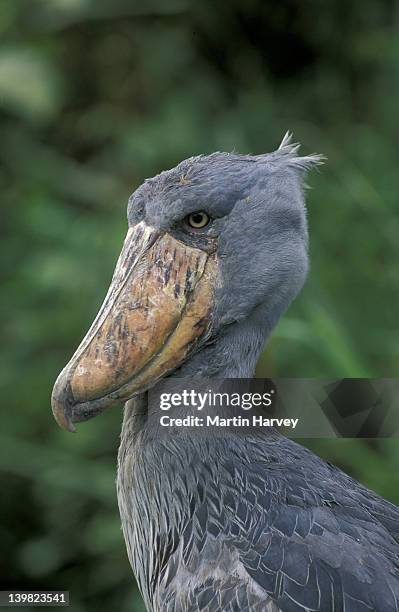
(1, 1, 399, 610)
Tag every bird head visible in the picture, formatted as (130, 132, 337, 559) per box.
(51, 134, 323, 431)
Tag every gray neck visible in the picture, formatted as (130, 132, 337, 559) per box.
(175, 304, 275, 379)
(118, 307, 278, 608)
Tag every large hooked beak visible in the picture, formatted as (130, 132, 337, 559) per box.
(51, 222, 217, 431)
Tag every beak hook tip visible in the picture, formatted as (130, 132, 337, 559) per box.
(51, 371, 77, 433)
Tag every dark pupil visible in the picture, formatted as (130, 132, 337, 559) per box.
(192, 213, 204, 224)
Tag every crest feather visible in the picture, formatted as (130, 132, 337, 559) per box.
(275, 131, 325, 172)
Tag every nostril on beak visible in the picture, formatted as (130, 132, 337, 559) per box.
(51, 369, 77, 433)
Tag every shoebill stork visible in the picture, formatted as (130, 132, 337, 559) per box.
(52, 135, 399, 611)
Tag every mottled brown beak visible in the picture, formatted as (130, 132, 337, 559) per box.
(51, 222, 217, 431)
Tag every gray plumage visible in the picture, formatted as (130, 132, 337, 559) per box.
(118, 402, 399, 611)
(104, 135, 399, 610)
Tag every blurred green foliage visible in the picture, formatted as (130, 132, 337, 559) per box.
(1, 1, 399, 610)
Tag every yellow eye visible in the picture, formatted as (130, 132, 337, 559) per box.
(187, 211, 210, 229)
